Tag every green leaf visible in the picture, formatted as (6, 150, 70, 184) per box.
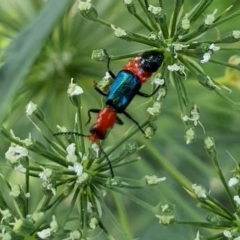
(0, 0, 75, 123)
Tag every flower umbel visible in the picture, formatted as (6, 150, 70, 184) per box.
(1, 79, 167, 239)
(79, 0, 240, 143)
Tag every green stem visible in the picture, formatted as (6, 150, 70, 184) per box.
(208, 151, 237, 211)
(137, 0, 159, 31)
(102, 121, 149, 161)
(109, 187, 155, 212)
(211, 9, 240, 29)
(25, 157, 29, 216)
(169, 0, 184, 38)
(134, 13, 153, 31)
(76, 96, 86, 155)
(146, 144, 192, 189)
(176, 220, 231, 229)
(101, 200, 131, 240)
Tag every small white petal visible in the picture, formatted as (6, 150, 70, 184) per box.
(37, 228, 52, 239)
(148, 5, 162, 15)
(181, 14, 190, 30)
(232, 30, 240, 39)
(66, 143, 76, 155)
(223, 230, 232, 238)
(209, 44, 220, 51)
(200, 52, 211, 63)
(234, 195, 240, 205)
(205, 9, 217, 25)
(78, 0, 91, 11)
(192, 184, 207, 199)
(111, 25, 127, 37)
(26, 101, 37, 116)
(9, 185, 21, 197)
(67, 78, 83, 96)
(14, 164, 26, 173)
(228, 177, 239, 187)
(68, 162, 83, 176)
(145, 175, 166, 185)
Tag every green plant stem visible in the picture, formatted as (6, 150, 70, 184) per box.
(134, 13, 153, 31)
(209, 153, 237, 210)
(101, 200, 131, 240)
(109, 187, 155, 213)
(137, 0, 159, 31)
(25, 157, 29, 216)
(176, 220, 230, 229)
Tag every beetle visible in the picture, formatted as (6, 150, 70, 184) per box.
(87, 49, 165, 135)
(54, 50, 164, 177)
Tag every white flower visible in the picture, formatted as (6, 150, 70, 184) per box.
(31, 212, 44, 222)
(204, 137, 214, 149)
(170, 43, 189, 51)
(91, 143, 100, 157)
(50, 215, 58, 232)
(234, 195, 240, 205)
(232, 30, 240, 39)
(79, 152, 87, 162)
(39, 168, 52, 182)
(78, 0, 91, 11)
(66, 143, 77, 163)
(5, 145, 28, 164)
(148, 5, 162, 15)
(200, 52, 211, 63)
(155, 214, 174, 225)
(0, 227, 12, 240)
(56, 125, 68, 132)
(42, 182, 56, 195)
(223, 230, 232, 238)
(89, 217, 98, 229)
(37, 228, 52, 239)
(66, 143, 76, 155)
(149, 32, 158, 40)
(156, 88, 166, 101)
(209, 44, 220, 51)
(25, 193, 30, 198)
(185, 128, 195, 144)
(67, 78, 83, 96)
(152, 73, 165, 86)
(144, 127, 154, 139)
(192, 184, 207, 199)
(182, 105, 201, 126)
(111, 24, 127, 37)
(229, 177, 239, 187)
(145, 175, 166, 185)
(205, 9, 217, 25)
(123, 0, 132, 4)
(26, 101, 37, 116)
(9, 185, 21, 197)
(181, 14, 190, 30)
(147, 102, 161, 115)
(0, 208, 12, 224)
(167, 63, 186, 77)
(68, 162, 83, 176)
(76, 172, 89, 184)
(14, 164, 27, 173)
(194, 231, 200, 240)
(63, 230, 82, 240)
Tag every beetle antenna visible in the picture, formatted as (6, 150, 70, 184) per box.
(98, 144, 114, 178)
(53, 132, 90, 138)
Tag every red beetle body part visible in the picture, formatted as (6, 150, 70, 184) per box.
(88, 106, 117, 143)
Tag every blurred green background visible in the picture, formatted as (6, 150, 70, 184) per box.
(1, 0, 240, 239)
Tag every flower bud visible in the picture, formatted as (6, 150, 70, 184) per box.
(78, 0, 98, 21)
